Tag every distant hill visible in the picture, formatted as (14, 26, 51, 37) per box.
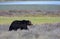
(0, 5, 60, 11)
(0, 4, 60, 16)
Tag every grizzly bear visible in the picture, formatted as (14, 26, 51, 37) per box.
(9, 20, 32, 31)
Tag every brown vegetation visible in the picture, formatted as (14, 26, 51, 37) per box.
(0, 10, 60, 17)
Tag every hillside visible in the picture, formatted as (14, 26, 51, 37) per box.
(0, 5, 60, 10)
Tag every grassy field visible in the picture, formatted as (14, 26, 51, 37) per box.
(0, 16, 60, 25)
(0, 16, 60, 39)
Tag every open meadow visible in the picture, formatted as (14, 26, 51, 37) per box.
(0, 22, 60, 39)
(0, 16, 60, 24)
(0, 2, 60, 39)
(0, 16, 60, 39)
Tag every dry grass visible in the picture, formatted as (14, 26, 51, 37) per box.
(0, 23, 60, 39)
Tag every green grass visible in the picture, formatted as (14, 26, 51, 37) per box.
(0, 16, 60, 25)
